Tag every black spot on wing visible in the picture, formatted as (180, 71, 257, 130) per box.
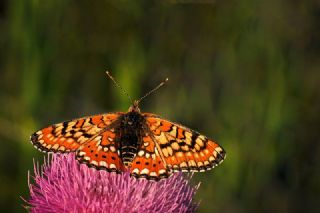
(190, 132, 200, 148)
(61, 122, 68, 135)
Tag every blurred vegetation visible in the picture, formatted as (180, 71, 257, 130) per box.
(0, 0, 320, 212)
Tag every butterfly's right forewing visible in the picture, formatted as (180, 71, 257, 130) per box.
(144, 114, 226, 172)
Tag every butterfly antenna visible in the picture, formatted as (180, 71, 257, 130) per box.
(137, 77, 169, 103)
(106, 71, 133, 103)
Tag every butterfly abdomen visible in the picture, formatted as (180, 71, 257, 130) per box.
(119, 134, 139, 167)
(119, 112, 145, 167)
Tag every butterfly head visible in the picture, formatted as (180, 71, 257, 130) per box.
(128, 100, 141, 113)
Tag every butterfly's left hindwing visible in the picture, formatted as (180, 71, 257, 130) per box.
(76, 129, 125, 173)
(144, 114, 226, 173)
(30, 113, 122, 153)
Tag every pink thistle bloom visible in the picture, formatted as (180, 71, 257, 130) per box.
(26, 154, 199, 213)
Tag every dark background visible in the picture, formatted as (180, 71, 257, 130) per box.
(0, 0, 320, 212)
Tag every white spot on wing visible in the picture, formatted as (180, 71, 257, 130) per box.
(138, 150, 145, 157)
(132, 168, 139, 174)
(91, 160, 98, 166)
(78, 151, 86, 156)
(141, 168, 149, 174)
(150, 172, 157, 177)
(109, 146, 116, 153)
(99, 161, 107, 167)
(159, 169, 166, 174)
(58, 146, 65, 151)
(52, 144, 59, 150)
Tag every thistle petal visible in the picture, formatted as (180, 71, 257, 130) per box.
(26, 153, 199, 213)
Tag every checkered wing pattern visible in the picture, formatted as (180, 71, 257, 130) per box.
(144, 114, 226, 173)
(76, 129, 125, 172)
(130, 134, 172, 181)
(30, 113, 122, 153)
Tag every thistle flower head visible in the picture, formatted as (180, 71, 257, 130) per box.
(26, 154, 199, 213)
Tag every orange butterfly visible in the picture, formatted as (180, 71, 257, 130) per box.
(30, 72, 226, 181)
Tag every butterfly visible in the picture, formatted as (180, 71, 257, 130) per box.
(30, 72, 226, 181)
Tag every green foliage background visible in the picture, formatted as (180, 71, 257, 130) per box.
(0, 0, 319, 212)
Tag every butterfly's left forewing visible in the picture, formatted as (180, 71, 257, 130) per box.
(30, 113, 122, 153)
(144, 114, 226, 173)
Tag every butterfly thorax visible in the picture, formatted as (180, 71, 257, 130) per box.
(117, 111, 145, 167)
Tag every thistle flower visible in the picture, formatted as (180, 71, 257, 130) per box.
(26, 153, 199, 213)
